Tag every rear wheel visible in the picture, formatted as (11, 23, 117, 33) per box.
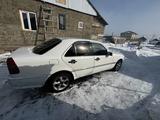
(113, 60, 123, 71)
(45, 72, 73, 93)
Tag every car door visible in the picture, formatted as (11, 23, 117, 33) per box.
(92, 43, 115, 74)
(62, 41, 94, 78)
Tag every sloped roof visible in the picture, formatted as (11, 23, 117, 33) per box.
(139, 37, 147, 42)
(152, 39, 160, 42)
(41, 0, 96, 15)
(87, 0, 108, 25)
(121, 31, 138, 35)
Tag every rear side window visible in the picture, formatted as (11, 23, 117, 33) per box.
(76, 42, 92, 56)
(65, 42, 92, 57)
(65, 45, 76, 57)
(33, 38, 62, 55)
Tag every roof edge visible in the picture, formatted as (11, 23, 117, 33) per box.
(38, 0, 97, 16)
(121, 31, 138, 35)
(87, 0, 108, 25)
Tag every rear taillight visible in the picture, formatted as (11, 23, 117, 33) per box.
(7, 58, 20, 74)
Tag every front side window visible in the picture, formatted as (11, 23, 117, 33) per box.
(92, 43, 108, 55)
(20, 10, 37, 31)
(59, 14, 66, 30)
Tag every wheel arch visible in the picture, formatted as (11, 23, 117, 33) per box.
(44, 70, 75, 86)
(118, 59, 123, 62)
(111, 59, 123, 71)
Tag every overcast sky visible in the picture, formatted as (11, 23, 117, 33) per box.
(90, 0, 160, 37)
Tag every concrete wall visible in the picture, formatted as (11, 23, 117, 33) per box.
(0, 0, 105, 53)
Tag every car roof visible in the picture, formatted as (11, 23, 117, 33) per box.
(59, 37, 103, 44)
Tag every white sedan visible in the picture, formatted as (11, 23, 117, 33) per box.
(6, 38, 124, 92)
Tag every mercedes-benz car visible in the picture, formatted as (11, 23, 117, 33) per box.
(7, 38, 124, 92)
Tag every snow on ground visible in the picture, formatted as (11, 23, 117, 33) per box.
(0, 46, 160, 120)
(0, 52, 10, 61)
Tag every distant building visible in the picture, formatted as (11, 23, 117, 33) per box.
(103, 36, 126, 44)
(155, 42, 160, 47)
(138, 37, 147, 42)
(149, 39, 160, 45)
(121, 31, 138, 41)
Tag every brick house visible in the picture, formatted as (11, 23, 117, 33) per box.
(0, 0, 108, 53)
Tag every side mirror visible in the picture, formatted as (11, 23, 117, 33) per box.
(107, 52, 113, 56)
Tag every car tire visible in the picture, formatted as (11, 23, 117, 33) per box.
(113, 59, 123, 71)
(45, 72, 73, 93)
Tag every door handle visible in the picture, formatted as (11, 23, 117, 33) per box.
(95, 57, 100, 61)
(68, 59, 77, 64)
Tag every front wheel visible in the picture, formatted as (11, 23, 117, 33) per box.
(113, 60, 123, 71)
(45, 73, 72, 93)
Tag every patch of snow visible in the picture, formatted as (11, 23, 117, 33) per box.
(0, 52, 11, 65)
(136, 47, 160, 57)
(56, 72, 152, 113)
(103, 43, 115, 47)
(0, 52, 11, 59)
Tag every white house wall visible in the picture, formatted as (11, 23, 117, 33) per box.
(41, 0, 97, 16)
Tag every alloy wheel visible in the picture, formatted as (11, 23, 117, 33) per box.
(52, 76, 70, 91)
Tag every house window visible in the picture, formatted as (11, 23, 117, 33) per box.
(56, 0, 66, 5)
(58, 14, 66, 30)
(20, 10, 37, 31)
(78, 22, 84, 29)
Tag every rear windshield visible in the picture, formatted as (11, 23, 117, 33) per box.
(33, 38, 62, 55)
